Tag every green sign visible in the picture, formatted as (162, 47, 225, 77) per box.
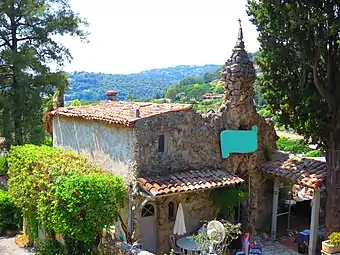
(220, 125, 258, 158)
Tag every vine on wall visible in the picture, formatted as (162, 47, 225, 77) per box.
(7, 144, 126, 253)
(210, 185, 247, 220)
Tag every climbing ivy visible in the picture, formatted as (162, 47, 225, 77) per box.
(210, 185, 247, 219)
(7, 144, 126, 249)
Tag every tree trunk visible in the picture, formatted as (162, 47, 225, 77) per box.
(10, 11, 23, 145)
(325, 139, 340, 234)
(56, 90, 64, 108)
(12, 79, 24, 145)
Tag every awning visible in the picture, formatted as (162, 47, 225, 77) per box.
(137, 169, 244, 196)
(261, 158, 326, 189)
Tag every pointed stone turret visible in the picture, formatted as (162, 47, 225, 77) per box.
(220, 19, 256, 110)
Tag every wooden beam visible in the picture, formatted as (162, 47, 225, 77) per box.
(271, 178, 280, 241)
(309, 189, 321, 255)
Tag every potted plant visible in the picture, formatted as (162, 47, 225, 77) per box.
(322, 232, 340, 254)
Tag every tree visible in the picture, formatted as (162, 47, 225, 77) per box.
(126, 94, 134, 101)
(69, 99, 82, 107)
(0, 0, 88, 147)
(247, 0, 340, 232)
(203, 72, 218, 84)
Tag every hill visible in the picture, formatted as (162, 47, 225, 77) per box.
(66, 64, 221, 102)
(159, 52, 264, 113)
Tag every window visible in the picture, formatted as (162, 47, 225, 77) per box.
(141, 203, 155, 217)
(239, 124, 248, 130)
(168, 201, 176, 221)
(158, 135, 167, 153)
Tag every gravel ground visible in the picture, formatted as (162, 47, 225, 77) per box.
(0, 237, 36, 255)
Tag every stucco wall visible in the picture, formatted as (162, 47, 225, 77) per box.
(52, 116, 137, 182)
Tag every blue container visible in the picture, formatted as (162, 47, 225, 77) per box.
(236, 252, 245, 255)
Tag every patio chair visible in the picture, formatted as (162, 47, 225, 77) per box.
(169, 235, 183, 255)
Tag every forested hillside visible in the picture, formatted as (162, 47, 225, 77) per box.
(160, 52, 266, 113)
(66, 65, 221, 102)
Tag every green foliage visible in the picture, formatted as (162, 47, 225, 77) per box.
(166, 250, 175, 255)
(304, 150, 322, 157)
(69, 99, 83, 106)
(193, 99, 223, 113)
(247, 0, 340, 149)
(258, 107, 273, 119)
(38, 239, 65, 255)
(190, 220, 241, 254)
(7, 144, 126, 245)
(276, 137, 312, 154)
(0, 0, 87, 147)
(0, 155, 8, 175)
(210, 186, 247, 219)
(166, 82, 212, 101)
(0, 189, 21, 233)
(42, 136, 52, 147)
(165, 67, 223, 101)
(67, 65, 220, 103)
(329, 232, 340, 246)
(163, 54, 267, 115)
(50, 174, 125, 243)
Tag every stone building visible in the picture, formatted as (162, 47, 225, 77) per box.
(47, 21, 280, 254)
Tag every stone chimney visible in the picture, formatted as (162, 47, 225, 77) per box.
(220, 19, 256, 111)
(135, 109, 140, 118)
(105, 90, 119, 101)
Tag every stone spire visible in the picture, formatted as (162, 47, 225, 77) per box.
(220, 19, 256, 110)
(237, 18, 245, 50)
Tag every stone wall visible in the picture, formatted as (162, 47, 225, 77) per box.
(52, 116, 137, 183)
(133, 103, 277, 235)
(134, 109, 277, 178)
(134, 110, 221, 175)
(155, 191, 218, 254)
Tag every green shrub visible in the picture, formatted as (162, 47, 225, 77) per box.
(304, 150, 322, 157)
(38, 239, 65, 255)
(258, 108, 273, 119)
(0, 156, 8, 175)
(276, 136, 312, 154)
(42, 136, 52, 147)
(7, 144, 126, 246)
(0, 189, 21, 233)
(41, 174, 125, 243)
(329, 232, 340, 246)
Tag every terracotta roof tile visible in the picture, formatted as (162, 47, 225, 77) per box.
(137, 169, 244, 196)
(262, 158, 326, 189)
(49, 101, 193, 127)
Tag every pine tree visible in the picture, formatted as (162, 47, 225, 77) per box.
(0, 0, 88, 146)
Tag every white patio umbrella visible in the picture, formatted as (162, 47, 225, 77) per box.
(173, 203, 187, 235)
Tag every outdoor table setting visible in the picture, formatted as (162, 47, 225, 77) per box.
(176, 235, 203, 255)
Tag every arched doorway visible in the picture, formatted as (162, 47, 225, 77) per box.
(140, 203, 157, 253)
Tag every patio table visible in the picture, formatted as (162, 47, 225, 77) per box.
(176, 236, 201, 255)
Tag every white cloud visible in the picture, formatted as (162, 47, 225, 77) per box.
(54, 0, 259, 74)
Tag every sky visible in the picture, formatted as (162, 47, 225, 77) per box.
(56, 0, 260, 74)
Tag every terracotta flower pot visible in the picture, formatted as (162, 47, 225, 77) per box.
(322, 240, 340, 254)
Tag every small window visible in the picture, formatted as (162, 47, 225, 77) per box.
(158, 135, 167, 153)
(239, 125, 248, 130)
(168, 201, 176, 221)
(141, 204, 155, 217)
